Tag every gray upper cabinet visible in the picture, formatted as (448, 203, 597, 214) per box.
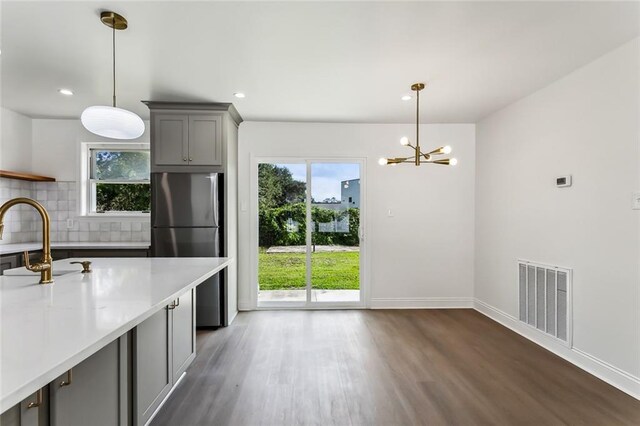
(171, 289, 196, 382)
(151, 113, 222, 168)
(144, 101, 242, 173)
(153, 114, 189, 166)
(49, 339, 124, 426)
(188, 115, 222, 166)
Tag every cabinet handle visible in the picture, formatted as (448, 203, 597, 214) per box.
(183, 157, 187, 162)
(59, 369, 73, 387)
(189, 158, 193, 161)
(27, 388, 43, 409)
(175, 297, 180, 308)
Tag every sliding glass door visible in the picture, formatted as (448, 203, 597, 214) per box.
(310, 163, 360, 302)
(257, 160, 363, 307)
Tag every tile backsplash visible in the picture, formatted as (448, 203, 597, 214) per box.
(0, 178, 150, 244)
(0, 179, 38, 243)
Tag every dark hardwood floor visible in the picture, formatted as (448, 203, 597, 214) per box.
(151, 309, 640, 426)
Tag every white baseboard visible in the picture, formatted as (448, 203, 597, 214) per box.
(370, 297, 474, 309)
(237, 300, 252, 311)
(474, 298, 640, 400)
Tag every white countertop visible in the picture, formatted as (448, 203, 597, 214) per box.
(0, 242, 151, 255)
(0, 257, 231, 412)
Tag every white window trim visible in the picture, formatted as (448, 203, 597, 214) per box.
(79, 142, 151, 218)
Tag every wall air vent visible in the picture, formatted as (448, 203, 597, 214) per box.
(518, 260, 572, 347)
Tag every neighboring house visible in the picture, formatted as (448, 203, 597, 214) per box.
(341, 179, 360, 208)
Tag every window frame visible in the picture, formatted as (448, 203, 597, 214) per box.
(81, 142, 151, 217)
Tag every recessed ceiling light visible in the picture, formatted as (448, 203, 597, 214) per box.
(234, 92, 246, 98)
(58, 88, 74, 96)
(401, 95, 411, 101)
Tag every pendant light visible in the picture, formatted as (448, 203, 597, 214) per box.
(81, 11, 145, 140)
(379, 83, 457, 166)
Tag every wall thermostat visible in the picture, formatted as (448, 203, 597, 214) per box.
(556, 175, 572, 188)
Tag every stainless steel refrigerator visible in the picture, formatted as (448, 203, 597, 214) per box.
(151, 172, 225, 327)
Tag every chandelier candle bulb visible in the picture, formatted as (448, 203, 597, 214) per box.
(443, 145, 452, 154)
(378, 157, 388, 165)
(400, 137, 410, 146)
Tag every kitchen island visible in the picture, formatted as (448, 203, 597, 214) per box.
(0, 257, 231, 425)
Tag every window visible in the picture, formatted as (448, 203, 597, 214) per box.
(86, 145, 150, 214)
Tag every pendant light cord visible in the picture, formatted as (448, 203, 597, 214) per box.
(112, 24, 116, 108)
(415, 86, 420, 165)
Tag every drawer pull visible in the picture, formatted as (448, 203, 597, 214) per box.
(27, 389, 43, 409)
(59, 369, 73, 387)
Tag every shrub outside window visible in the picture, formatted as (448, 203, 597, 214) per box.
(89, 148, 151, 214)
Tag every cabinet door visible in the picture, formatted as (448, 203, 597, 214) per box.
(188, 115, 222, 166)
(0, 389, 46, 426)
(0, 254, 19, 275)
(50, 250, 69, 261)
(172, 289, 196, 382)
(25, 251, 43, 266)
(154, 114, 189, 166)
(66, 249, 149, 258)
(133, 307, 172, 426)
(49, 340, 120, 426)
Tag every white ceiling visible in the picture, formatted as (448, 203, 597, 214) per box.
(1, 1, 638, 123)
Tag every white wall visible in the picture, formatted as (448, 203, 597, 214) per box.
(1, 108, 32, 171)
(31, 118, 150, 181)
(237, 122, 476, 309)
(475, 38, 640, 393)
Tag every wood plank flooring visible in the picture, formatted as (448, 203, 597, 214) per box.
(151, 310, 640, 425)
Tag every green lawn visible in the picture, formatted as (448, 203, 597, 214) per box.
(258, 249, 359, 290)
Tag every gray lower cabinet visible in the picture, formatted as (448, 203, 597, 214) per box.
(133, 307, 172, 426)
(133, 289, 195, 426)
(0, 388, 47, 426)
(51, 249, 150, 259)
(49, 338, 127, 426)
(0, 254, 19, 275)
(1, 290, 195, 426)
(172, 289, 196, 381)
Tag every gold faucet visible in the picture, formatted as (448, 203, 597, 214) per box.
(0, 197, 53, 284)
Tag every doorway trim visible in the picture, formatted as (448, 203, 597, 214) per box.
(250, 156, 369, 310)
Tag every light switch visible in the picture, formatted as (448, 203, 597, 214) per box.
(633, 192, 640, 210)
(387, 209, 394, 217)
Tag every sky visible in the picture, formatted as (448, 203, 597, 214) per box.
(275, 163, 360, 201)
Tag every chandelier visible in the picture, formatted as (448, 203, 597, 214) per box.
(81, 12, 145, 140)
(379, 83, 457, 167)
